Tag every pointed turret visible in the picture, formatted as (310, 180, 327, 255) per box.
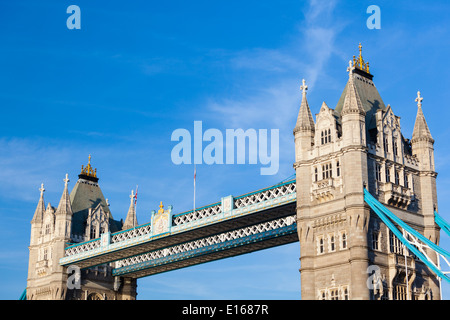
(30, 183, 46, 246)
(411, 91, 435, 173)
(31, 183, 46, 224)
(55, 174, 73, 216)
(54, 174, 73, 240)
(341, 61, 365, 116)
(412, 91, 434, 144)
(294, 79, 315, 133)
(294, 79, 315, 162)
(341, 60, 367, 147)
(123, 190, 138, 230)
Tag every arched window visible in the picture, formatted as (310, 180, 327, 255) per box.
(90, 223, 97, 239)
(330, 235, 336, 252)
(341, 232, 347, 249)
(318, 237, 324, 254)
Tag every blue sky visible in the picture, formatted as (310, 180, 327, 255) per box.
(1, 0, 450, 299)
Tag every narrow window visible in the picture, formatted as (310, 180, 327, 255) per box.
(395, 170, 400, 185)
(336, 161, 340, 177)
(330, 235, 336, 252)
(90, 224, 97, 239)
(385, 167, 390, 183)
(315, 167, 318, 182)
(343, 287, 349, 300)
(404, 174, 409, 188)
(372, 231, 379, 251)
(321, 131, 324, 145)
(341, 232, 347, 249)
(318, 237, 324, 254)
(375, 164, 381, 181)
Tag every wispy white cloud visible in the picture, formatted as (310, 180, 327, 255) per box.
(199, 0, 343, 179)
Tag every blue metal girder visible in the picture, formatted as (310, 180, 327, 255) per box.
(112, 223, 297, 277)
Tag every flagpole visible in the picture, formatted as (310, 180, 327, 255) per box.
(194, 165, 196, 215)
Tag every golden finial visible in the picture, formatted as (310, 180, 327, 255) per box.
(158, 201, 164, 214)
(80, 154, 97, 177)
(353, 43, 370, 74)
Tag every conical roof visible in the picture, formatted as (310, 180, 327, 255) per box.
(341, 71, 365, 116)
(335, 46, 386, 131)
(412, 91, 433, 143)
(70, 156, 122, 235)
(294, 79, 315, 132)
(55, 174, 73, 216)
(31, 184, 46, 224)
(123, 190, 138, 230)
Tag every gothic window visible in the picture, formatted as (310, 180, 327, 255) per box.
(393, 140, 398, 156)
(87, 293, 104, 300)
(371, 231, 380, 251)
(393, 284, 407, 300)
(329, 234, 336, 252)
(314, 167, 318, 182)
(90, 223, 97, 239)
(322, 163, 332, 180)
(329, 289, 339, 300)
(404, 174, 409, 188)
(43, 248, 48, 260)
(385, 167, 390, 183)
(375, 164, 381, 181)
(340, 231, 347, 249)
(45, 224, 51, 235)
(320, 291, 326, 300)
(317, 236, 325, 254)
(389, 231, 404, 255)
(384, 137, 389, 153)
(342, 287, 349, 300)
(321, 129, 332, 145)
(336, 161, 340, 177)
(395, 170, 400, 185)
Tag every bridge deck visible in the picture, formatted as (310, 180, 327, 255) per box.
(60, 180, 297, 272)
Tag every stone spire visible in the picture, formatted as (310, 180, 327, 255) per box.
(123, 190, 138, 229)
(294, 79, 315, 133)
(31, 183, 46, 224)
(341, 61, 366, 116)
(55, 174, 73, 216)
(412, 91, 434, 144)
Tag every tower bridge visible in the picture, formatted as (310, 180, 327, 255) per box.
(25, 44, 448, 300)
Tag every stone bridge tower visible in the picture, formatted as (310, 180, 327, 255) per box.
(294, 44, 440, 300)
(26, 156, 138, 300)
